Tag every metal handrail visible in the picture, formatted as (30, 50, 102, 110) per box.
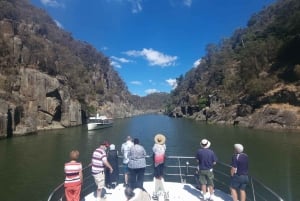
(47, 156, 285, 201)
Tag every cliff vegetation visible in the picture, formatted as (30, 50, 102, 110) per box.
(168, 0, 300, 130)
(0, 0, 168, 137)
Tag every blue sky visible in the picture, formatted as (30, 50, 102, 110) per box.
(30, 0, 276, 97)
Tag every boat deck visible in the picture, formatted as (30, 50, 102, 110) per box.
(83, 181, 233, 201)
(48, 156, 285, 201)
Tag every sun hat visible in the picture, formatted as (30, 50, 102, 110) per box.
(154, 134, 166, 145)
(234, 144, 244, 153)
(200, 139, 211, 148)
(110, 144, 115, 150)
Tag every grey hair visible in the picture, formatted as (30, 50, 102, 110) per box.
(234, 144, 244, 153)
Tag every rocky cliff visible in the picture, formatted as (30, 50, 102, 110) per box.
(0, 67, 81, 137)
(168, 0, 300, 131)
(169, 83, 300, 131)
(0, 2, 141, 138)
(0, 65, 144, 138)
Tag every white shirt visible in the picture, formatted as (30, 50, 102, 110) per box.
(121, 140, 133, 164)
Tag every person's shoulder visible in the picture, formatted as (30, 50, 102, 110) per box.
(241, 152, 249, 158)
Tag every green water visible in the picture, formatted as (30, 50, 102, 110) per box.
(0, 114, 299, 201)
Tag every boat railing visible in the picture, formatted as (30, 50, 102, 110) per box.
(47, 155, 284, 201)
(163, 156, 284, 201)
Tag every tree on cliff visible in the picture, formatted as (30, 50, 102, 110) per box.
(170, 0, 300, 110)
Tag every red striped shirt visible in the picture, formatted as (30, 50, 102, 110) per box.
(64, 161, 82, 187)
(91, 148, 107, 174)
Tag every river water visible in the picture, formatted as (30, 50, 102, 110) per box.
(0, 114, 299, 201)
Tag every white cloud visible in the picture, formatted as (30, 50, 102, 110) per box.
(183, 0, 192, 7)
(145, 88, 159, 94)
(148, 80, 156, 85)
(166, 78, 177, 89)
(101, 46, 108, 51)
(106, 0, 143, 13)
(111, 56, 132, 63)
(110, 60, 122, 68)
(40, 0, 64, 7)
(54, 20, 63, 29)
(125, 48, 177, 67)
(193, 58, 201, 68)
(110, 56, 133, 68)
(129, 0, 143, 13)
(130, 81, 142, 85)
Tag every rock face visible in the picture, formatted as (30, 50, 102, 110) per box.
(169, 84, 300, 131)
(0, 67, 146, 138)
(0, 68, 82, 137)
(0, 19, 153, 138)
(238, 104, 300, 130)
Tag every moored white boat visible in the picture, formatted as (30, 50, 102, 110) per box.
(87, 114, 113, 131)
(47, 156, 285, 201)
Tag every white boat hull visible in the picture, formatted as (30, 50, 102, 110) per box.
(87, 122, 113, 131)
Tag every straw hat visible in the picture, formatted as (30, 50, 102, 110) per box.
(154, 134, 166, 145)
(200, 139, 211, 149)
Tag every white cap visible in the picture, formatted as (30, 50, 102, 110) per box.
(234, 144, 244, 153)
(110, 144, 115, 150)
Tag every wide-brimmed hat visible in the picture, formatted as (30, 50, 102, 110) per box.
(154, 134, 166, 145)
(200, 139, 211, 148)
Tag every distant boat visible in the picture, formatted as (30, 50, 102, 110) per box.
(87, 114, 113, 131)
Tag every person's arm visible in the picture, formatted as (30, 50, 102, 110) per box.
(103, 160, 113, 173)
(121, 144, 124, 154)
(230, 166, 236, 176)
(213, 153, 217, 166)
(230, 154, 237, 176)
(143, 147, 147, 157)
(79, 169, 83, 182)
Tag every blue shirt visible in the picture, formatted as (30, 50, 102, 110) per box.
(195, 148, 217, 170)
(231, 153, 249, 175)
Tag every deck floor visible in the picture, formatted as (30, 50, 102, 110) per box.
(82, 181, 232, 201)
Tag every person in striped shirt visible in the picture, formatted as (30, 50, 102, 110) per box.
(92, 142, 113, 201)
(64, 150, 83, 201)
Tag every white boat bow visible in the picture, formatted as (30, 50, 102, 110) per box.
(87, 114, 113, 131)
(48, 156, 285, 201)
(84, 181, 232, 201)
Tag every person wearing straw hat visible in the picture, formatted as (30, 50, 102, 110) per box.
(230, 144, 249, 201)
(152, 133, 167, 199)
(195, 139, 217, 201)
